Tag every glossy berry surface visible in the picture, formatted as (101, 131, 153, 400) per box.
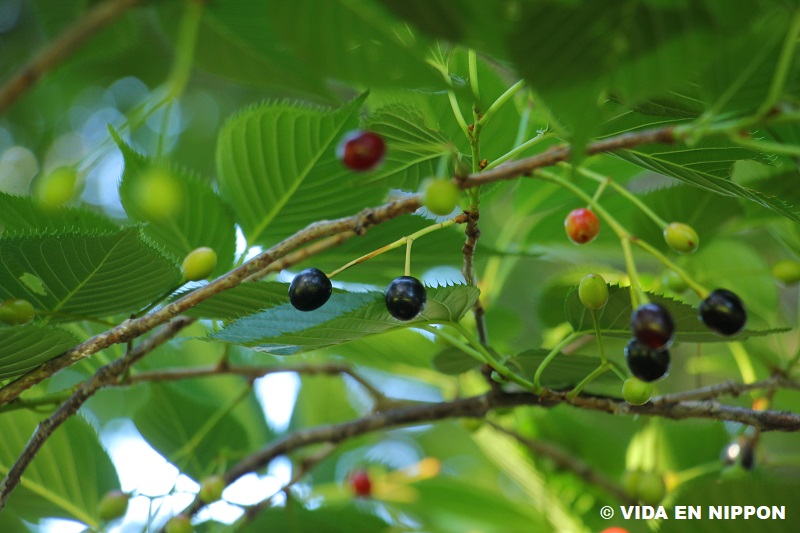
(98, 490, 129, 521)
(337, 130, 385, 172)
(350, 469, 372, 497)
(289, 268, 332, 311)
(421, 178, 460, 216)
(600, 528, 630, 533)
(199, 475, 226, 503)
(772, 259, 800, 285)
(165, 515, 194, 533)
(0, 298, 35, 325)
(622, 377, 653, 406)
(625, 338, 670, 382)
(578, 273, 609, 310)
(564, 208, 600, 244)
(385, 276, 426, 320)
(699, 289, 747, 336)
(631, 302, 675, 350)
(663, 222, 699, 254)
(182, 247, 217, 281)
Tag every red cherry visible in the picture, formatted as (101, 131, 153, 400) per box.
(337, 130, 386, 172)
(350, 469, 372, 497)
(564, 208, 600, 244)
(601, 528, 629, 533)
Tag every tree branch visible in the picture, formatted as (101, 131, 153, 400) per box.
(0, 0, 156, 115)
(170, 387, 800, 523)
(0, 316, 195, 512)
(0, 199, 419, 408)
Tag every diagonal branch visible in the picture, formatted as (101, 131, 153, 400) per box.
(0, 0, 157, 115)
(169, 388, 800, 524)
(0, 316, 195, 512)
(0, 125, 678, 410)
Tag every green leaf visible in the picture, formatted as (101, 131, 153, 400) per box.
(602, 104, 800, 223)
(432, 346, 482, 375)
(362, 104, 453, 190)
(267, 0, 442, 91)
(565, 285, 783, 343)
(0, 411, 119, 527)
(240, 500, 391, 533)
(132, 383, 252, 480)
(216, 94, 388, 246)
(660, 469, 800, 533)
(176, 281, 289, 319)
(157, 1, 331, 99)
(0, 325, 80, 380)
(0, 228, 182, 321)
(0, 192, 118, 234)
(113, 130, 236, 277)
(507, 350, 621, 395)
(211, 285, 480, 355)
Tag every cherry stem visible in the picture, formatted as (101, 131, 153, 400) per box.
(484, 130, 553, 171)
(468, 49, 480, 101)
(404, 239, 412, 277)
(590, 310, 608, 366)
(570, 164, 668, 230)
(533, 330, 583, 393)
(327, 215, 465, 279)
(566, 363, 612, 400)
(477, 79, 526, 128)
(536, 168, 709, 299)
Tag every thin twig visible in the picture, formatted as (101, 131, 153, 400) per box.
(241, 444, 338, 522)
(0, 0, 155, 115)
(123, 362, 400, 410)
(486, 421, 636, 505)
(0, 316, 195, 512)
(169, 389, 800, 523)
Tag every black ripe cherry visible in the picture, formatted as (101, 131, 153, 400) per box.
(699, 289, 746, 336)
(625, 338, 670, 382)
(350, 469, 372, 497)
(631, 302, 675, 350)
(338, 130, 385, 172)
(385, 276, 426, 320)
(288, 268, 332, 311)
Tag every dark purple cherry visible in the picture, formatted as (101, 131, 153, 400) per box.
(385, 276, 426, 321)
(289, 268, 332, 311)
(625, 338, 670, 383)
(631, 302, 675, 350)
(699, 289, 746, 336)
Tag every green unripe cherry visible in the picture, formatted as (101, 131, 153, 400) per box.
(772, 259, 800, 285)
(578, 273, 609, 310)
(622, 469, 641, 500)
(420, 178, 460, 216)
(182, 247, 217, 281)
(165, 515, 194, 533)
(622, 377, 653, 405)
(98, 490, 129, 521)
(132, 168, 183, 220)
(199, 474, 226, 503)
(663, 222, 699, 254)
(35, 167, 78, 208)
(636, 471, 666, 505)
(0, 298, 35, 325)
